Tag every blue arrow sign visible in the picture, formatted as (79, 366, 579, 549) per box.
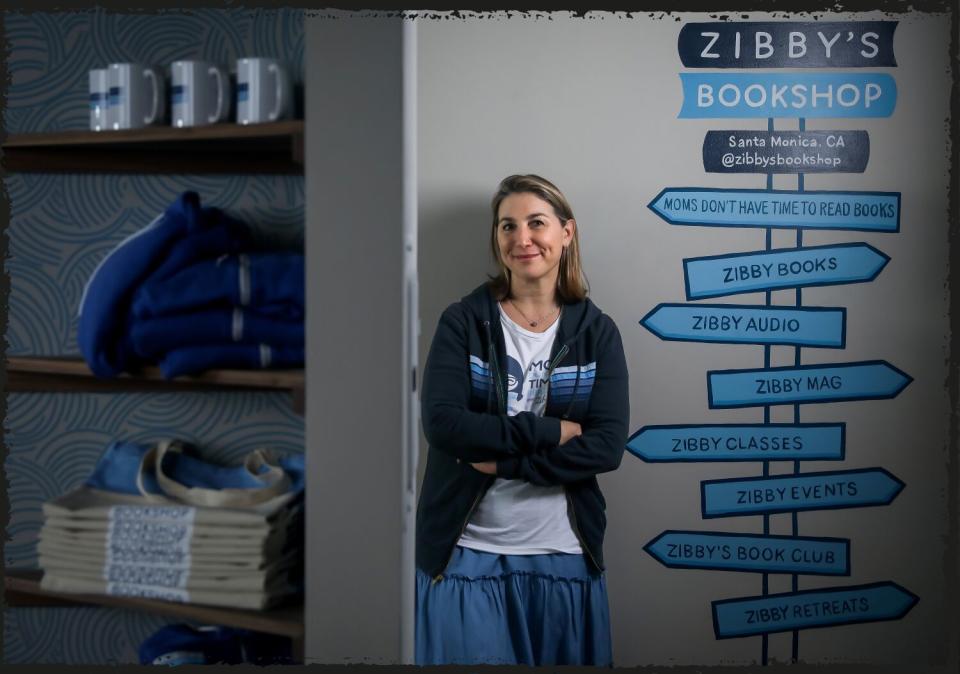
(707, 360, 912, 408)
(645, 531, 849, 575)
(641, 304, 845, 348)
(701, 467, 904, 518)
(679, 73, 897, 118)
(684, 243, 889, 300)
(648, 188, 899, 232)
(627, 423, 844, 463)
(712, 582, 918, 638)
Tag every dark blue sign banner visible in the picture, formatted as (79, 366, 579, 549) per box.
(703, 130, 870, 174)
(712, 582, 917, 639)
(678, 22, 898, 68)
(645, 530, 849, 575)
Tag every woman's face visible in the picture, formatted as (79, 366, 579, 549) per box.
(496, 191, 573, 288)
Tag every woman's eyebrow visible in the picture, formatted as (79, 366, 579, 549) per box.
(497, 213, 547, 223)
(499, 212, 549, 224)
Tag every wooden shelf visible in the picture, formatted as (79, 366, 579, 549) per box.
(5, 568, 303, 640)
(7, 357, 305, 414)
(2, 120, 304, 174)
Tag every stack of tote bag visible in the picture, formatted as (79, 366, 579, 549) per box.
(38, 440, 304, 610)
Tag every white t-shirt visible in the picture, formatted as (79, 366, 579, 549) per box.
(457, 303, 583, 555)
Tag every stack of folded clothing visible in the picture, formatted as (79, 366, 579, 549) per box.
(78, 191, 304, 378)
(37, 440, 304, 610)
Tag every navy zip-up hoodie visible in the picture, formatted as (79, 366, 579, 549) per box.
(417, 282, 629, 578)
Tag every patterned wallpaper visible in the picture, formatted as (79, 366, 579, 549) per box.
(3, 9, 305, 664)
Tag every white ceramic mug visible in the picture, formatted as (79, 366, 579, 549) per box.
(107, 62, 166, 130)
(171, 60, 231, 128)
(236, 57, 292, 125)
(89, 68, 108, 131)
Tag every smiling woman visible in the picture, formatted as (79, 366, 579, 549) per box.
(415, 174, 630, 666)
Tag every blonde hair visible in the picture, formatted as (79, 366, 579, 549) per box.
(488, 174, 589, 302)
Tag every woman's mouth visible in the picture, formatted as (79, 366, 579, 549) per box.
(513, 253, 540, 261)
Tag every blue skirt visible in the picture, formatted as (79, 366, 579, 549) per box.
(415, 546, 612, 666)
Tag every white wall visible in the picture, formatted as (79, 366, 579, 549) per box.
(417, 11, 953, 667)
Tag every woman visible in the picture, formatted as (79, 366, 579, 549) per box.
(416, 174, 629, 666)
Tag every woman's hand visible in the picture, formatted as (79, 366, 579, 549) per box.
(470, 461, 498, 474)
(559, 420, 583, 445)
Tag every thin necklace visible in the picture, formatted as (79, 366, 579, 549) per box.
(507, 298, 559, 328)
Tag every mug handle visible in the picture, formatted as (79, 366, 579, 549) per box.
(143, 68, 160, 125)
(268, 62, 285, 122)
(209, 66, 226, 124)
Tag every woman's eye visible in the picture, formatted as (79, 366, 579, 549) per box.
(531, 220, 544, 227)
(502, 223, 515, 231)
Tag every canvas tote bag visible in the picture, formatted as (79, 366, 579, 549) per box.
(44, 440, 304, 526)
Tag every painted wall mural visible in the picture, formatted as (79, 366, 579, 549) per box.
(627, 20, 916, 664)
(3, 9, 304, 664)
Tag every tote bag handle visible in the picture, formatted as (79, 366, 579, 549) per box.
(153, 440, 291, 508)
(134, 444, 174, 503)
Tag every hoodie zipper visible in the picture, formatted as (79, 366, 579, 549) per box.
(566, 490, 602, 571)
(434, 320, 503, 583)
(542, 344, 569, 415)
(545, 342, 601, 572)
(483, 320, 507, 413)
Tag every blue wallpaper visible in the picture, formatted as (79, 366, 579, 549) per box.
(3, 9, 305, 664)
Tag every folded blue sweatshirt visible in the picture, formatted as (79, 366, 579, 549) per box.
(159, 344, 304, 379)
(131, 253, 304, 320)
(77, 192, 250, 377)
(144, 219, 254, 287)
(129, 309, 304, 361)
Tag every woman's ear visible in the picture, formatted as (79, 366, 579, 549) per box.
(563, 218, 576, 245)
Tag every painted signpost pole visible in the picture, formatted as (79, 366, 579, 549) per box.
(632, 20, 916, 665)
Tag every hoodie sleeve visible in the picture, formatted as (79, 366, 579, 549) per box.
(421, 303, 562, 463)
(495, 316, 629, 485)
